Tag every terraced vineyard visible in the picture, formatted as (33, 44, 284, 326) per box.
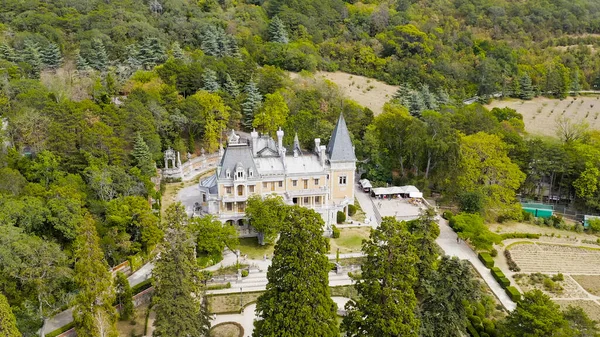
(510, 244, 600, 274)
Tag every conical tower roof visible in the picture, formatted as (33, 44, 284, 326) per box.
(327, 114, 355, 162)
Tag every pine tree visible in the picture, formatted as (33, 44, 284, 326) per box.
(200, 27, 219, 57)
(241, 79, 262, 130)
(0, 44, 18, 62)
(202, 69, 220, 92)
(171, 41, 185, 60)
(342, 217, 420, 337)
(269, 16, 289, 44)
(224, 73, 240, 97)
(437, 89, 451, 106)
(254, 206, 339, 337)
(22, 40, 42, 77)
(76, 51, 89, 71)
(131, 132, 155, 176)
(153, 203, 211, 337)
(88, 39, 108, 71)
(125, 44, 141, 70)
(114, 272, 134, 321)
(137, 38, 165, 69)
(0, 293, 20, 337)
(41, 42, 62, 70)
(519, 73, 535, 100)
(393, 83, 412, 102)
(407, 90, 425, 118)
(73, 214, 118, 337)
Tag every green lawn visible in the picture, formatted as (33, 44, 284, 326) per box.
(237, 237, 275, 260)
(330, 227, 370, 254)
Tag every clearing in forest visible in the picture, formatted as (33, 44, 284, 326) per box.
(486, 95, 600, 137)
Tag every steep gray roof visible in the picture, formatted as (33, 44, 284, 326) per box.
(327, 114, 355, 162)
(218, 145, 258, 179)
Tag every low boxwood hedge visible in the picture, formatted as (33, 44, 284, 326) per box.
(501, 233, 541, 240)
(505, 286, 521, 302)
(131, 278, 153, 295)
(498, 277, 511, 288)
(478, 252, 494, 268)
(46, 322, 75, 337)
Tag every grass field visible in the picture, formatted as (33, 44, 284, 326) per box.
(237, 238, 275, 260)
(329, 227, 370, 254)
(486, 95, 600, 137)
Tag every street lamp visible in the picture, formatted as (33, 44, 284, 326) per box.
(240, 287, 243, 312)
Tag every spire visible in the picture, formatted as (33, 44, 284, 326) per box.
(293, 133, 302, 157)
(327, 114, 355, 162)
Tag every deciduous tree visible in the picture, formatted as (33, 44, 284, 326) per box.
(245, 194, 289, 245)
(252, 91, 289, 136)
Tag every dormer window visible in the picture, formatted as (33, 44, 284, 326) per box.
(249, 168, 254, 178)
(237, 171, 243, 179)
(226, 169, 231, 178)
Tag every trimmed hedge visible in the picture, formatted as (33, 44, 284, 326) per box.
(46, 322, 75, 337)
(478, 253, 494, 268)
(348, 204, 357, 216)
(336, 211, 346, 224)
(506, 286, 521, 301)
(500, 232, 540, 240)
(498, 277, 511, 288)
(466, 322, 481, 337)
(442, 211, 454, 220)
(131, 278, 153, 295)
(331, 225, 340, 238)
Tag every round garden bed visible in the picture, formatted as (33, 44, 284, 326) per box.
(210, 322, 244, 337)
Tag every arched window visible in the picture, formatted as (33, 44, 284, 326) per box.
(226, 169, 231, 178)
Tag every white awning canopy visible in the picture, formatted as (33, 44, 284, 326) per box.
(371, 185, 420, 196)
(359, 179, 372, 188)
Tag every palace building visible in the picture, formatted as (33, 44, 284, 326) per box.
(198, 114, 356, 234)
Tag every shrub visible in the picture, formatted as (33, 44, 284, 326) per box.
(505, 286, 521, 301)
(467, 322, 481, 337)
(478, 252, 494, 268)
(552, 273, 564, 282)
(498, 277, 510, 288)
(336, 211, 346, 224)
(348, 204, 357, 216)
(241, 270, 249, 277)
(504, 250, 521, 272)
(442, 211, 454, 220)
(490, 248, 498, 257)
(491, 267, 507, 283)
(331, 225, 340, 239)
(500, 232, 540, 240)
(522, 209, 532, 221)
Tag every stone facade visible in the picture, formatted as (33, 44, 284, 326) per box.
(198, 115, 356, 234)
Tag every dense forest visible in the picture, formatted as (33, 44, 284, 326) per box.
(2, 0, 600, 335)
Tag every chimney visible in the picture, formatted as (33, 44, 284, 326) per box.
(276, 128, 284, 154)
(314, 138, 321, 154)
(251, 129, 259, 156)
(319, 145, 326, 166)
(281, 147, 287, 168)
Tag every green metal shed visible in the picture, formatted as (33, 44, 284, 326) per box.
(521, 203, 554, 219)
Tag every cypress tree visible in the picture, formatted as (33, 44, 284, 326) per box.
(254, 206, 339, 337)
(224, 73, 240, 97)
(153, 203, 211, 337)
(202, 69, 220, 92)
(22, 40, 42, 77)
(0, 293, 20, 337)
(88, 39, 108, 71)
(241, 79, 262, 130)
(131, 132, 155, 176)
(41, 42, 62, 70)
(73, 214, 118, 337)
(342, 217, 420, 337)
(268, 16, 289, 44)
(114, 272, 134, 321)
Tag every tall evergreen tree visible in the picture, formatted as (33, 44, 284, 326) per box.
(406, 208, 440, 292)
(76, 51, 89, 71)
(224, 73, 240, 97)
(0, 44, 18, 62)
(22, 40, 42, 77)
(137, 38, 165, 69)
(419, 256, 479, 337)
(200, 27, 220, 57)
(571, 67, 581, 95)
(73, 214, 118, 337)
(241, 79, 262, 130)
(40, 43, 62, 70)
(153, 203, 210, 337)
(519, 73, 535, 100)
(421, 84, 439, 111)
(88, 39, 108, 71)
(254, 206, 339, 337)
(342, 217, 420, 337)
(202, 69, 220, 93)
(114, 272, 134, 321)
(0, 293, 20, 337)
(269, 16, 289, 43)
(171, 41, 185, 60)
(131, 132, 155, 176)
(407, 90, 425, 118)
